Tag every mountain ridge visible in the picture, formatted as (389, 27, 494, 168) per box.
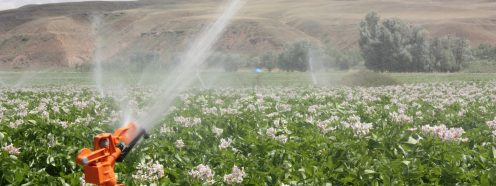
(1, 0, 495, 69)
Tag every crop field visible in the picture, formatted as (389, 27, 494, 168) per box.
(3, 0, 496, 185)
(1, 77, 496, 185)
(2, 71, 496, 87)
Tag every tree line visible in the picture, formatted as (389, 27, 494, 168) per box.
(254, 42, 361, 72)
(473, 43, 496, 61)
(359, 12, 471, 72)
(77, 11, 490, 73)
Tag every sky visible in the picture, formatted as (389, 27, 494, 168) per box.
(0, 0, 135, 11)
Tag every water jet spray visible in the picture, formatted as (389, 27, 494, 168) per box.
(137, 0, 245, 130)
(76, 1, 245, 185)
(308, 48, 318, 86)
(91, 14, 105, 97)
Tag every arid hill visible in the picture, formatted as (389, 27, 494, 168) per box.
(1, 0, 495, 69)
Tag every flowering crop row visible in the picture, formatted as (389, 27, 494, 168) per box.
(1, 81, 496, 185)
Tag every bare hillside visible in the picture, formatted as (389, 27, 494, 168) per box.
(1, 0, 495, 69)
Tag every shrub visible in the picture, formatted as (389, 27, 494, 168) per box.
(223, 54, 240, 72)
(278, 41, 310, 72)
(472, 43, 496, 61)
(260, 53, 277, 72)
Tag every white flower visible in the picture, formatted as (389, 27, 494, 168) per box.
(214, 99, 224, 105)
(174, 116, 201, 127)
(160, 126, 174, 134)
(52, 106, 60, 113)
(79, 176, 87, 186)
(58, 120, 68, 128)
(266, 127, 277, 138)
(48, 133, 56, 147)
(305, 116, 315, 124)
(212, 127, 223, 137)
(8, 120, 23, 129)
(316, 117, 338, 134)
(342, 115, 373, 137)
(203, 107, 218, 115)
(74, 100, 89, 109)
(79, 174, 94, 186)
(62, 106, 70, 113)
(486, 118, 496, 130)
(223, 165, 246, 185)
(389, 110, 413, 123)
(2, 143, 20, 155)
(17, 110, 28, 117)
(42, 111, 50, 119)
(273, 119, 280, 127)
(307, 105, 319, 114)
(246, 104, 256, 111)
(350, 122, 373, 137)
(132, 160, 165, 183)
(189, 164, 215, 184)
(275, 135, 288, 144)
(219, 138, 233, 150)
(276, 104, 291, 112)
(266, 127, 289, 143)
(421, 124, 467, 142)
(175, 139, 185, 149)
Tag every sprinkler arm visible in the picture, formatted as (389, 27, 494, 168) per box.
(116, 127, 149, 162)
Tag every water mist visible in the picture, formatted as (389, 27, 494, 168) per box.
(137, 0, 245, 129)
(13, 68, 53, 88)
(0, 78, 5, 87)
(90, 13, 135, 125)
(91, 14, 105, 97)
(308, 48, 318, 86)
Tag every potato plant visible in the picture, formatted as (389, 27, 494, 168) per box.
(1, 82, 496, 185)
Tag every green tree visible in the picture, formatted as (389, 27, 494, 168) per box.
(129, 51, 161, 72)
(429, 36, 469, 72)
(359, 12, 383, 71)
(260, 53, 277, 72)
(473, 44, 496, 60)
(223, 54, 240, 72)
(451, 37, 470, 69)
(410, 27, 432, 71)
(359, 12, 469, 72)
(277, 41, 310, 72)
(324, 42, 362, 70)
(379, 18, 413, 72)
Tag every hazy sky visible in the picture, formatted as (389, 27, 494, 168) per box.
(0, 0, 135, 11)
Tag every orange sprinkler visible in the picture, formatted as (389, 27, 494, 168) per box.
(76, 121, 148, 186)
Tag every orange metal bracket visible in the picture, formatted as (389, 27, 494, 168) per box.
(76, 122, 140, 186)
